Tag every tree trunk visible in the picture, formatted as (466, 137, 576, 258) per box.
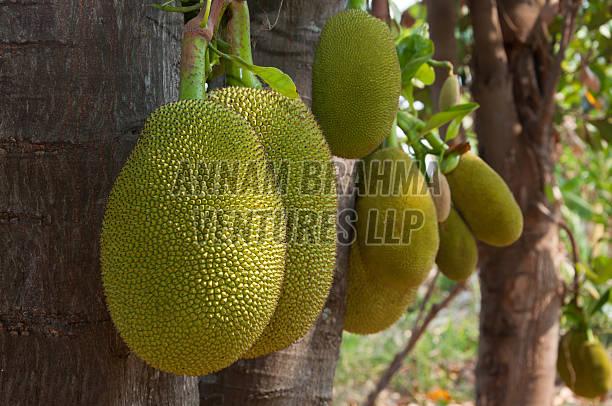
(199, 1, 351, 405)
(426, 0, 458, 110)
(0, 2, 198, 405)
(469, 1, 565, 405)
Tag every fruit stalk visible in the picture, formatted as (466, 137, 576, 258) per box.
(178, 0, 229, 99)
(223, 0, 261, 88)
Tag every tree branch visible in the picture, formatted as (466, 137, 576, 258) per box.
(364, 281, 465, 406)
(539, 0, 582, 129)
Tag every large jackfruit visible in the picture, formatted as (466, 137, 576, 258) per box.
(436, 208, 478, 281)
(101, 100, 286, 375)
(209, 88, 337, 358)
(557, 330, 612, 398)
(356, 147, 439, 288)
(312, 9, 400, 159)
(445, 152, 523, 247)
(344, 244, 416, 334)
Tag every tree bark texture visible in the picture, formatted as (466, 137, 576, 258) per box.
(0, 1, 198, 405)
(469, 1, 564, 405)
(199, 1, 351, 405)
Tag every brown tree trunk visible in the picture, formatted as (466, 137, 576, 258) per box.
(0, 2, 198, 405)
(199, 1, 351, 405)
(468, 1, 569, 405)
(426, 0, 458, 109)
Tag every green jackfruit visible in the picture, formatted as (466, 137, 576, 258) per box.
(312, 9, 400, 159)
(344, 244, 416, 335)
(436, 208, 478, 281)
(101, 100, 286, 375)
(209, 87, 337, 358)
(446, 152, 523, 247)
(557, 330, 612, 398)
(438, 74, 460, 111)
(430, 169, 451, 223)
(356, 147, 439, 288)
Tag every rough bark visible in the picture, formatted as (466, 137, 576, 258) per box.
(468, 1, 565, 405)
(199, 1, 351, 405)
(0, 1, 198, 405)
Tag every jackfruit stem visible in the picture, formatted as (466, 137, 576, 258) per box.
(427, 59, 454, 74)
(346, 0, 367, 10)
(178, 0, 229, 100)
(223, 0, 262, 89)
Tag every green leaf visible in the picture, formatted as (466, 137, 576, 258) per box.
(418, 103, 479, 137)
(415, 63, 435, 86)
(209, 45, 298, 99)
(396, 33, 434, 88)
(589, 288, 610, 316)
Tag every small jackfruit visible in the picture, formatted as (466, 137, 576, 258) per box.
(101, 100, 286, 375)
(344, 244, 416, 335)
(557, 330, 612, 398)
(445, 152, 523, 247)
(438, 74, 460, 111)
(436, 208, 478, 281)
(356, 147, 439, 288)
(429, 169, 451, 223)
(209, 88, 337, 358)
(312, 9, 401, 159)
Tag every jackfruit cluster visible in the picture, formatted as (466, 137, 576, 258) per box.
(101, 89, 336, 375)
(312, 9, 400, 159)
(445, 152, 523, 247)
(557, 330, 612, 398)
(345, 147, 439, 334)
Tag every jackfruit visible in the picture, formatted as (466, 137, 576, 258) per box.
(445, 152, 523, 247)
(312, 9, 401, 159)
(356, 147, 439, 288)
(101, 100, 286, 375)
(344, 244, 417, 334)
(209, 87, 337, 358)
(439, 74, 460, 111)
(436, 208, 478, 281)
(557, 330, 612, 398)
(430, 169, 451, 222)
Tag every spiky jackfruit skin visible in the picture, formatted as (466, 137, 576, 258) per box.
(100, 100, 286, 375)
(344, 244, 416, 334)
(209, 88, 337, 358)
(436, 208, 478, 281)
(446, 152, 523, 247)
(356, 148, 439, 288)
(312, 9, 400, 159)
(557, 330, 612, 398)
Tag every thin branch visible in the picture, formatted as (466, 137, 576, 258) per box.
(414, 270, 440, 328)
(536, 202, 581, 305)
(364, 282, 465, 406)
(540, 0, 582, 127)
